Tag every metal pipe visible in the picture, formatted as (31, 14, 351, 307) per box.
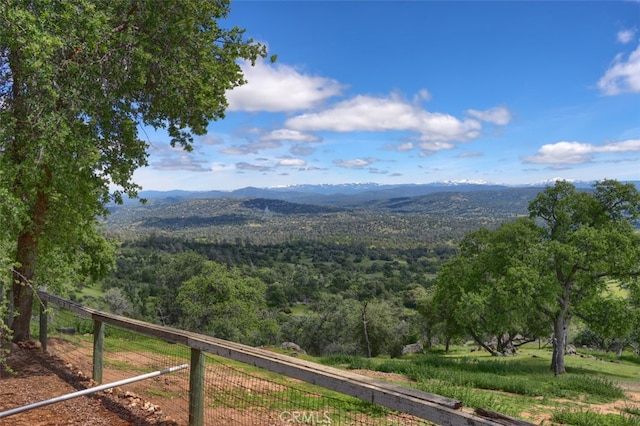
(0, 363, 189, 419)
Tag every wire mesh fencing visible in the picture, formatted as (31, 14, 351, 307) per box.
(39, 307, 191, 423)
(35, 302, 432, 425)
(30, 292, 524, 426)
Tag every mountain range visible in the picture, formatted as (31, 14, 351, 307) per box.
(131, 180, 622, 208)
(103, 180, 640, 242)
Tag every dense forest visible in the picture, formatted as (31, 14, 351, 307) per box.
(95, 236, 444, 356)
(86, 181, 640, 367)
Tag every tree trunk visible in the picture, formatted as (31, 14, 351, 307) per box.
(11, 232, 38, 342)
(361, 302, 372, 358)
(10, 171, 50, 343)
(551, 311, 570, 375)
(424, 329, 432, 349)
(7, 45, 51, 343)
(469, 329, 500, 357)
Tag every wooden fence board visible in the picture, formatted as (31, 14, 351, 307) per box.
(37, 291, 535, 426)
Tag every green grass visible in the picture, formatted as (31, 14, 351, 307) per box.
(146, 388, 183, 399)
(202, 354, 398, 419)
(552, 408, 640, 426)
(74, 284, 105, 300)
(319, 344, 640, 422)
(104, 359, 143, 371)
(67, 284, 105, 308)
(577, 348, 640, 367)
(288, 304, 311, 316)
(102, 329, 190, 358)
(621, 406, 640, 417)
(208, 385, 390, 420)
(42, 310, 640, 424)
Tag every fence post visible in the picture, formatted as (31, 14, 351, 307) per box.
(39, 299, 48, 352)
(93, 320, 104, 384)
(189, 347, 204, 426)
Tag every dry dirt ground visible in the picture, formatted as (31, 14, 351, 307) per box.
(2, 341, 640, 426)
(0, 343, 178, 426)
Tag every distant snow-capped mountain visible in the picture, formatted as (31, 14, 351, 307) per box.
(107, 179, 638, 209)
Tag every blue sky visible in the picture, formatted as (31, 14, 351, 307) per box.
(133, 1, 640, 191)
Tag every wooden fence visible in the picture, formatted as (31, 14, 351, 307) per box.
(36, 291, 534, 426)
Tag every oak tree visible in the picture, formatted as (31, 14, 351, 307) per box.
(432, 219, 548, 356)
(529, 180, 640, 374)
(176, 261, 275, 345)
(432, 180, 640, 373)
(0, 0, 270, 342)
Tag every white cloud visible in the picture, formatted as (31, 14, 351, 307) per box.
(617, 28, 637, 44)
(523, 141, 597, 164)
(523, 139, 640, 164)
(368, 168, 388, 175)
(199, 135, 224, 145)
(414, 89, 432, 102)
(466, 106, 512, 125)
(148, 143, 211, 171)
(416, 115, 482, 143)
(286, 95, 422, 132)
(457, 152, 484, 158)
(286, 94, 487, 146)
(396, 142, 414, 152)
(418, 141, 456, 152)
(333, 158, 377, 168)
(227, 60, 345, 112)
(220, 146, 250, 156)
(261, 129, 321, 143)
(236, 162, 272, 172)
(597, 44, 640, 95)
(290, 145, 316, 156)
(151, 154, 211, 171)
(277, 158, 307, 167)
(219, 141, 282, 156)
(597, 139, 640, 152)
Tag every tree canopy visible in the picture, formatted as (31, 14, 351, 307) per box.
(431, 180, 640, 373)
(432, 219, 548, 356)
(529, 180, 640, 373)
(176, 261, 276, 345)
(0, 0, 270, 342)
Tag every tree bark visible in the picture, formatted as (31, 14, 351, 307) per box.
(551, 311, 570, 375)
(11, 233, 37, 342)
(11, 171, 51, 343)
(469, 329, 500, 357)
(361, 302, 372, 358)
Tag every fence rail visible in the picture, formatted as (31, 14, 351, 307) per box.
(34, 291, 533, 426)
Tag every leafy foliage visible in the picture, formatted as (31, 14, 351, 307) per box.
(93, 181, 640, 361)
(529, 180, 640, 373)
(431, 218, 549, 355)
(176, 261, 276, 345)
(104, 196, 506, 247)
(0, 0, 269, 341)
(429, 180, 640, 373)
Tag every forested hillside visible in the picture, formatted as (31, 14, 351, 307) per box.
(103, 186, 542, 244)
(92, 182, 640, 361)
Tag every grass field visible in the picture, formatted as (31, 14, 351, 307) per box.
(319, 344, 640, 425)
(42, 326, 640, 425)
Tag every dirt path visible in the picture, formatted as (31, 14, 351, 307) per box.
(0, 343, 177, 426)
